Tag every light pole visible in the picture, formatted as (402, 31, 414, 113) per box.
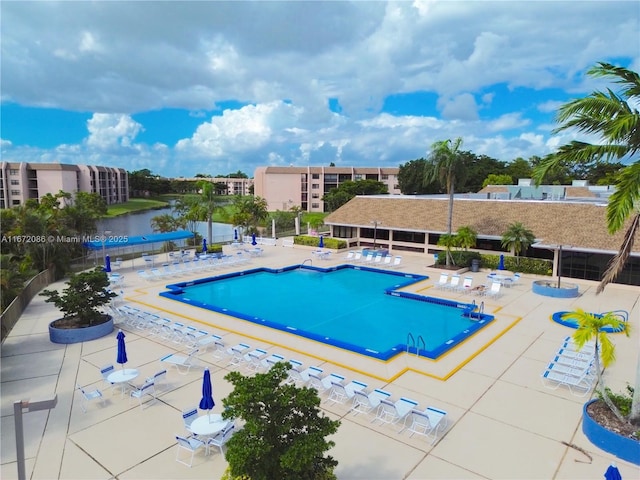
(370, 220, 382, 250)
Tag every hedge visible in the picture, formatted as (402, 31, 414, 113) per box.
(436, 251, 552, 276)
(293, 235, 348, 249)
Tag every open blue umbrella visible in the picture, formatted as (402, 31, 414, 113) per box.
(251, 233, 257, 246)
(202, 238, 208, 253)
(199, 368, 215, 421)
(104, 254, 112, 273)
(234, 229, 238, 241)
(116, 329, 128, 370)
(604, 463, 622, 480)
(318, 235, 324, 248)
(498, 254, 505, 270)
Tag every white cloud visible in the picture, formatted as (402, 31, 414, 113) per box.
(0, 1, 637, 176)
(86, 114, 144, 150)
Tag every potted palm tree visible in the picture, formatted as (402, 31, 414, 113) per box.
(563, 309, 638, 465)
(41, 267, 117, 344)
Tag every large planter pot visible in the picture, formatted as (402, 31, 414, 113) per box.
(582, 399, 640, 465)
(49, 315, 114, 344)
(532, 280, 580, 298)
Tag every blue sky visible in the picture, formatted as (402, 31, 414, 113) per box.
(1, 1, 638, 178)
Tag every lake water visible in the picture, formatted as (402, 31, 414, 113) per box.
(97, 207, 235, 243)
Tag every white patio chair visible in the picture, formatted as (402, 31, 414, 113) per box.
(381, 255, 392, 267)
(401, 407, 448, 444)
(76, 384, 104, 413)
(181, 406, 199, 435)
(147, 369, 168, 392)
(160, 349, 199, 375)
(129, 380, 156, 409)
(99, 364, 116, 393)
(175, 435, 206, 467)
(206, 423, 236, 456)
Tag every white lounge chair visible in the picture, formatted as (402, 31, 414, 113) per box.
(350, 388, 391, 417)
(261, 353, 285, 370)
(484, 281, 502, 299)
(175, 435, 206, 467)
(160, 349, 199, 375)
(227, 343, 250, 366)
(457, 276, 473, 293)
(326, 380, 368, 406)
(381, 255, 392, 267)
(446, 274, 460, 291)
(401, 407, 448, 444)
(541, 364, 593, 397)
(76, 384, 104, 413)
(244, 348, 268, 372)
(390, 256, 402, 268)
(343, 251, 355, 261)
(372, 397, 418, 426)
(309, 372, 345, 396)
(435, 273, 449, 289)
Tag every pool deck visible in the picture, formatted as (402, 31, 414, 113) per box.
(2, 242, 639, 479)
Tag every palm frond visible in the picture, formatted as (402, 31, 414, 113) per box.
(606, 162, 640, 233)
(589, 62, 640, 98)
(597, 213, 640, 294)
(554, 141, 630, 164)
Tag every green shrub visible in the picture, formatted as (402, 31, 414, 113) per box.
(597, 386, 634, 418)
(293, 236, 347, 249)
(480, 254, 552, 276)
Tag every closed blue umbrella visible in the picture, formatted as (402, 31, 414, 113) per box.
(251, 233, 257, 246)
(116, 329, 127, 370)
(199, 368, 215, 421)
(604, 463, 622, 480)
(104, 254, 112, 273)
(202, 238, 208, 253)
(318, 235, 324, 248)
(498, 254, 505, 270)
(234, 229, 238, 241)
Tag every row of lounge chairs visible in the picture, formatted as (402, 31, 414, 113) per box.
(541, 337, 597, 397)
(136, 253, 252, 281)
(434, 273, 503, 298)
(203, 343, 447, 444)
(343, 250, 403, 268)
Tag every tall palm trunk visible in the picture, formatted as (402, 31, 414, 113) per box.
(593, 339, 625, 422)
(445, 183, 454, 266)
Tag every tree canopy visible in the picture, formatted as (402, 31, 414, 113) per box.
(222, 362, 340, 480)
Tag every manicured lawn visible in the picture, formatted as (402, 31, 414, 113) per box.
(105, 198, 169, 217)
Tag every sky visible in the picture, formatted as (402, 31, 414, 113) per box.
(1, 1, 638, 179)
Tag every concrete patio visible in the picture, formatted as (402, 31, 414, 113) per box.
(2, 242, 639, 479)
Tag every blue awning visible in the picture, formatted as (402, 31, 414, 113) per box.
(83, 230, 195, 250)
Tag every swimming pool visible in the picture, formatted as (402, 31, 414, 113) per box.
(160, 265, 494, 360)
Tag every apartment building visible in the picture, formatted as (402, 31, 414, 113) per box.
(0, 162, 128, 208)
(171, 176, 253, 196)
(253, 166, 401, 212)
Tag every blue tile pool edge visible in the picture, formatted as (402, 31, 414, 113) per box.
(159, 264, 495, 361)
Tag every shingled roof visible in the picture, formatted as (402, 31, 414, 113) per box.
(324, 196, 640, 254)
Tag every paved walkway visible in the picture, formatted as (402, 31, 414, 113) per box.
(2, 243, 639, 479)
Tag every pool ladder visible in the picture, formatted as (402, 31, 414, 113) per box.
(470, 300, 484, 319)
(407, 333, 425, 358)
(301, 258, 313, 266)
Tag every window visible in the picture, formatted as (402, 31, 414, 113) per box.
(312, 193, 319, 199)
(9, 169, 18, 175)
(311, 203, 320, 208)
(381, 174, 389, 180)
(11, 190, 20, 195)
(354, 174, 363, 180)
(312, 173, 320, 179)
(312, 184, 319, 189)
(10, 179, 19, 185)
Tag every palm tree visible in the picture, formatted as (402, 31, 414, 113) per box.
(193, 180, 219, 245)
(456, 226, 477, 251)
(437, 233, 458, 266)
(532, 63, 639, 294)
(424, 137, 466, 266)
(563, 309, 630, 422)
(501, 222, 535, 265)
(532, 63, 640, 425)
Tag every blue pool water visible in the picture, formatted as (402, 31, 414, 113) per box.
(160, 265, 494, 360)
